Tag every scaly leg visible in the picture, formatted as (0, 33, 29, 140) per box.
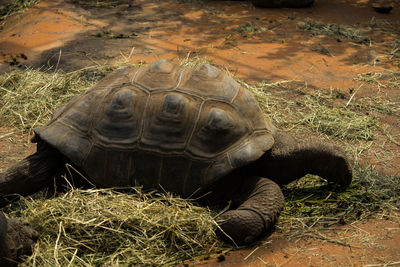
(0, 142, 64, 206)
(215, 176, 284, 245)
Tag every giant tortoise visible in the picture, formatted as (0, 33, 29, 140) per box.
(0, 60, 351, 263)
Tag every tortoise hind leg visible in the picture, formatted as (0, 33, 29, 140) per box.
(215, 176, 284, 245)
(0, 142, 64, 206)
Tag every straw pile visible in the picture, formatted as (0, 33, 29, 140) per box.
(279, 165, 400, 235)
(0, 0, 39, 21)
(242, 80, 379, 141)
(297, 18, 371, 44)
(7, 188, 224, 266)
(0, 66, 118, 135)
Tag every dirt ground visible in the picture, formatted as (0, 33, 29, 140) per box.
(0, 0, 399, 266)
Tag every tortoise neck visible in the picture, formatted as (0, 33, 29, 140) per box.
(251, 133, 352, 186)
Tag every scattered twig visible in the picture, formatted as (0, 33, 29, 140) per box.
(363, 262, 400, 267)
(305, 232, 356, 248)
(380, 126, 400, 146)
(0, 131, 14, 140)
(346, 84, 363, 108)
(244, 246, 259, 260)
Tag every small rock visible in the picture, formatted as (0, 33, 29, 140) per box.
(372, 1, 393, 14)
(217, 255, 226, 262)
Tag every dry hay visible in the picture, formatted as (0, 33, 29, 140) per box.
(241, 80, 380, 141)
(4, 166, 397, 265)
(0, 65, 123, 136)
(297, 18, 371, 44)
(6, 187, 225, 266)
(0, 0, 39, 22)
(354, 71, 400, 90)
(175, 0, 207, 4)
(235, 22, 268, 37)
(279, 165, 400, 237)
(68, 0, 133, 8)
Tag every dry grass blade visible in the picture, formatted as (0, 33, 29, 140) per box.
(310, 43, 333, 56)
(175, 0, 207, 3)
(278, 165, 400, 236)
(7, 188, 225, 266)
(0, 64, 128, 136)
(298, 93, 378, 140)
(389, 40, 400, 60)
(354, 71, 400, 90)
(244, 80, 378, 140)
(68, 0, 131, 8)
(0, 69, 89, 134)
(239, 79, 298, 125)
(297, 18, 370, 44)
(178, 53, 214, 68)
(235, 22, 268, 37)
(0, 0, 39, 21)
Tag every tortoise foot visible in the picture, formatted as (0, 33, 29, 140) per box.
(216, 209, 266, 245)
(0, 213, 39, 266)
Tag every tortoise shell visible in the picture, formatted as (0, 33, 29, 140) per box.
(34, 60, 275, 197)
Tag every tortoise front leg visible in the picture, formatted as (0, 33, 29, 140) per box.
(215, 176, 284, 245)
(0, 142, 64, 206)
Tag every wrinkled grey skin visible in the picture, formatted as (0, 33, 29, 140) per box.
(0, 60, 352, 263)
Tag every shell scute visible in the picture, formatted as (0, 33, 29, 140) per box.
(232, 88, 269, 131)
(84, 145, 105, 185)
(140, 92, 200, 152)
(133, 60, 182, 90)
(130, 151, 162, 189)
(186, 102, 249, 158)
(159, 156, 191, 193)
(58, 89, 104, 132)
(180, 64, 240, 101)
(93, 87, 147, 146)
